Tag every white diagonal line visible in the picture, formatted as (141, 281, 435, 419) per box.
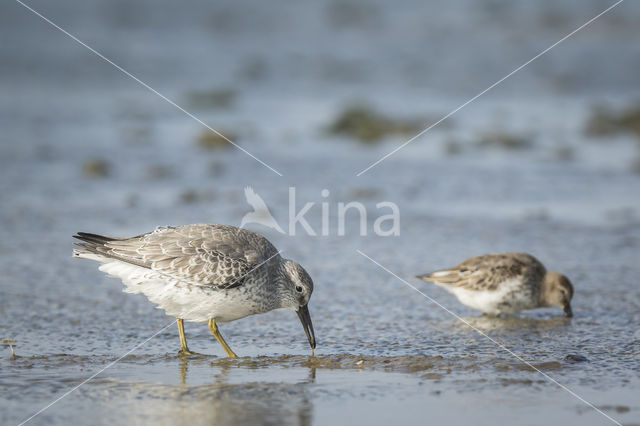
(356, 249, 622, 426)
(356, 0, 625, 176)
(18, 250, 284, 425)
(16, 321, 176, 426)
(14, 0, 283, 177)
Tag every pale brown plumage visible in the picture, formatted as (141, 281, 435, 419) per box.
(417, 252, 574, 317)
(418, 252, 545, 292)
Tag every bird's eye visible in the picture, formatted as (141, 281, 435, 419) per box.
(295, 285, 303, 293)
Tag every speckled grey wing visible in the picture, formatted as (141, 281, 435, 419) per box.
(82, 224, 279, 290)
(418, 252, 544, 291)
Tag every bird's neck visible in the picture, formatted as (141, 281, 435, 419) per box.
(538, 272, 555, 306)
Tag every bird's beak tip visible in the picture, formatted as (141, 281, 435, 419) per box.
(564, 303, 573, 318)
(297, 304, 316, 351)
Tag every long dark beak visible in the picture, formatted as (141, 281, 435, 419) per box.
(563, 301, 573, 318)
(297, 304, 316, 349)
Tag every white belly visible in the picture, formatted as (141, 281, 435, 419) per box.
(442, 279, 535, 315)
(97, 259, 263, 323)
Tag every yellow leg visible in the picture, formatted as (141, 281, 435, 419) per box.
(177, 318, 194, 356)
(208, 318, 237, 358)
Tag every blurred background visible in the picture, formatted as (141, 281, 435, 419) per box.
(1, 0, 639, 425)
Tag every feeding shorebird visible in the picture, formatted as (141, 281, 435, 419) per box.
(417, 252, 573, 317)
(73, 224, 316, 357)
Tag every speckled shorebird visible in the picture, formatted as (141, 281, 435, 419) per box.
(417, 252, 573, 317)
(73, 224, 316, 357)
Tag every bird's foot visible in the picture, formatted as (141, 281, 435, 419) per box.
(223, 349, 238, 358)
(178, 348, 204, 357)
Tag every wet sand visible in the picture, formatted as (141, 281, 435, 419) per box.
(1, 0, 640, 424)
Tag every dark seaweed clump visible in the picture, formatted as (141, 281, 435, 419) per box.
(186, 88, 236, 109)
(327, 104, 421, 143)
(82, 159, 110, 177)
(477, 131, 533, 150)
(196, 129, 236, 149)
(586, 104, 640, 139)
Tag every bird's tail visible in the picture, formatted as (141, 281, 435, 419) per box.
(72, 232, 117, 260)
(415, 270, 458, 283)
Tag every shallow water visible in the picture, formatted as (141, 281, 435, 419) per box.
(1, 0, 640, 425)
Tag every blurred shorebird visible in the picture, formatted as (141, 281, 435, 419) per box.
(417, 252, 573, 317)
(73, 224, 316, 357)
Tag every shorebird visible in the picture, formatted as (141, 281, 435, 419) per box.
(417, 252, 573, 317)
(73, 224, 316, 357)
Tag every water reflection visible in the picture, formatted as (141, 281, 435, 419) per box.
(147, 357, 316, 426)
(449, 314, 572, 332)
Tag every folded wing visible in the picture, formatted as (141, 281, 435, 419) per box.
(417, 252, 542, 291)
(74, 224, 278, 290)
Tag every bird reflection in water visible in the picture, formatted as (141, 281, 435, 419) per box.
(172, 356, 314, 426)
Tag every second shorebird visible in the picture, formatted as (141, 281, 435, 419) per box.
(417, 252, 573, 317)
(73, 224, 316, 357)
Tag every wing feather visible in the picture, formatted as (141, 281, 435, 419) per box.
(418, 252, 544, 291)
(74, 224, 280, 290)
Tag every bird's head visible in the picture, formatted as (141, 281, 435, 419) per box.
(279, 259, 316, 349)
(541, 271, 574, 317)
